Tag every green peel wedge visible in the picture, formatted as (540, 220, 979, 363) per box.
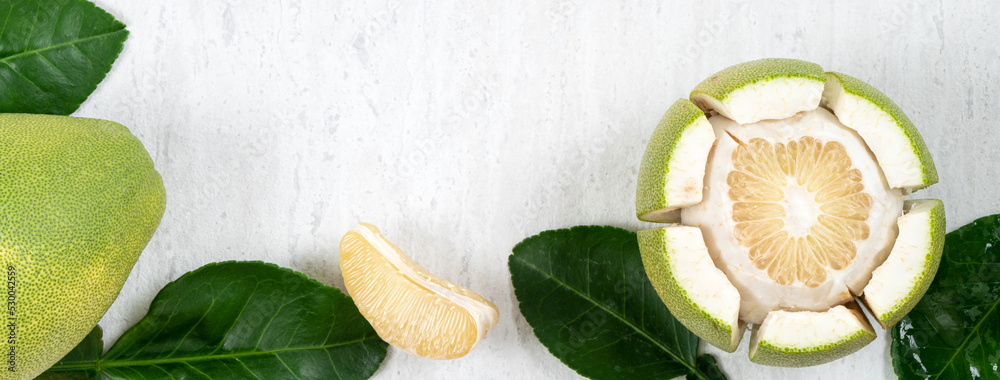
(638, 226, 744, 352)
(635, 99, 716, 223)
(749, 303, 876, 367)
(689, 58, 826, 125)
(861, 199, 946, 328)
(822, 72, 939, 191)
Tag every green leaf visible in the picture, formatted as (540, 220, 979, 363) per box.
(891, 214, 1000, 379)
(35, 326, 103, 380)
(509, 226, 726, 380)
(689, 355, 726, 380)
(0, 0, 128, 115)
(42, 261, 388, 380)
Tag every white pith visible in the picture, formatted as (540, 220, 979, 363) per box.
(691, 77, 824, 125)
(822, 74, 925, 190)
(681, 107, 904, 324)
(661, 117, 717, 213)
(350, 224, 499, 344)
(783, 184, 822, 235)
(749, 304, 873, 354)
(662, 226, 743, 347)
(861, 200, 938, 326)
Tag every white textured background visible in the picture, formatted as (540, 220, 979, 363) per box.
(75, 1, 998, 379)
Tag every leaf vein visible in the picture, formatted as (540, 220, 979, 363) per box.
(510, 255, 700, 374)
(102, 336, 384, 368)
(274, 352, 302, 380)
(0, 29, 125, 65)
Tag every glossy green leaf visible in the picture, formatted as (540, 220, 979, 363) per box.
(509, 226, 726, 380)
(0, 0, 128, 115)
(41, 261, 388, 380)
(35, 326, 103, 380)
(689, 355, 726, 380)
(891, 214, 1000, 379)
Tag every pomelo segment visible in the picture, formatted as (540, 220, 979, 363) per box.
(748, 303, 875, 367)
(861, 199, 945, 329)
(636, 99, 716, 222)
(821, 72, 938, 191)
(638, 226, 744, 352)
(689, 58, 826, 124)
(340, 223, 499, 360)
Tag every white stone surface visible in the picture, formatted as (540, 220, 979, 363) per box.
(75, 0, 996, 378)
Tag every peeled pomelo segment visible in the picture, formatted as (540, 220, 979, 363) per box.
(748, 302, 876, 367)
(689, 58, 826, 125)
(636, 99, 717, 223)
(638, 225, 744, 352)
(862, 199, 945, 329)
(821, 72, 938, 191)
(340, 223, 499, 360)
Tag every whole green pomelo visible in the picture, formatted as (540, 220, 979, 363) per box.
(0, 114, 165, 379)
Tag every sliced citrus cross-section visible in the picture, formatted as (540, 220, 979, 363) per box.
(340, 223, 499, 360)
(636, 58, 945, 367)
(682, 107, 903, 325)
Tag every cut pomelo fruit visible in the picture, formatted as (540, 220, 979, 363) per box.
(340, 223, 499, 360)
(635, 58, 944, 367)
